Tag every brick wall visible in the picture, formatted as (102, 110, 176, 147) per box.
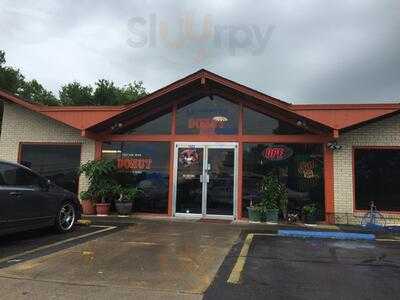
(334, 113, 400, 224)
(0, 102, 95, 195)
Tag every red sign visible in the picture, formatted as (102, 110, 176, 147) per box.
(263, 145, 293, 161)
(117, 158, 152, 170)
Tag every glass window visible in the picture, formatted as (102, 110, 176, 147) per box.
(19, 144, 81, 193)
(354, 148, 400, 211)
(243, 107, 306, 135)
(116, 109, 172, 135)
(242, 143, 324, 219)
(176, 96, 239, 135)
(0, 163, 41, 187)
(102, 141, 170, 213)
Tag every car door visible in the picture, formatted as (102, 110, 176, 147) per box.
(0, 165, 11, 231)
(2, 163, 55, 228)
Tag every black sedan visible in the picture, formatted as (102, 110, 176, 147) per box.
(0, 160, 81, 236)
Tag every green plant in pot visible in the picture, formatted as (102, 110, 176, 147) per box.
(114, 185, 141, 215)
(257, 173, 288, 223)
(247, 200, 263, 223)
(79, 159, 117, 216)
(79, 190, 96, 215)
(303, 204, 317, 224)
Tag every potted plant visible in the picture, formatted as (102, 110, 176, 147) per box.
(79, 159, 117, 216)
(258, 173, 287, 223)
(303, 204, 317, 224)
(247, 200, 263, 222)
(115, 185, 141, 215)
(79, 190, 96, 215)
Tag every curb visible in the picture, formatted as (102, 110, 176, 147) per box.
(278, 229, 375, 241)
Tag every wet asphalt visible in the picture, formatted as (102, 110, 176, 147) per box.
(204, 234, 400, 300)
(1, 220, 400, 299)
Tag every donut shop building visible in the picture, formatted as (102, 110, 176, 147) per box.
(1, 69, 400, 224)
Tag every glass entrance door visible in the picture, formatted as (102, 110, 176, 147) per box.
(174, 143, 237, 219)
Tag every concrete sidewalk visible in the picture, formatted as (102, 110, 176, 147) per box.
(0, 220, 241, 299)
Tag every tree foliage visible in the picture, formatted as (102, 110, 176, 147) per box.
(0, 50, 147, 106)
(59, 81, 93, 106)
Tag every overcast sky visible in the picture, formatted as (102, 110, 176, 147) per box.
(0, 0, 399, 103)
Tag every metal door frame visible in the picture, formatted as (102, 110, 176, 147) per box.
(173, 142, 238, 220)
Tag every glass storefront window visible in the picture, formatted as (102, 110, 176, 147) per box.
(243, 107, 306, 135)
(242, 143, 324, 219)
(354, 148, 400, 211)
(115, 109, 172, 135)
(102, 141, 170, 213)
(176, 96, 239, 135)
(19, 144, 81, 193)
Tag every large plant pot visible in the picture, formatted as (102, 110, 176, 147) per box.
(81, 200, 96, 215)
(96, 203, 110, 216)
(265, 209, 279, 223)
(304, 213, 317, 224)
(115, 202, 133, 215)
(247, 207, 262, 222)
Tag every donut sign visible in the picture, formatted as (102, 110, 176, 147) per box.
(263, 145, 293, 161)
(117, 158, 152, 170)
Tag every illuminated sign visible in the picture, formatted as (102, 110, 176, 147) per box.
(188, 118, 225, 130)
(263, 145, 293, 161)
(117, 158, 152, 170)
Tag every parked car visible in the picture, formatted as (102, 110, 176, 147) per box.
(0, 160, 81, 236)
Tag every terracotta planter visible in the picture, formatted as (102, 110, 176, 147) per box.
(96, 203, 111, 216)
(81, 200, 96, 215)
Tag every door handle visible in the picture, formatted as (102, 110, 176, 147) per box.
(9, 191, 22, 196)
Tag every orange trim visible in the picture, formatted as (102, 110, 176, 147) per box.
(95, 141, 102, 160)
(323, 144, 334, 223)
(107, 134, 333, 143)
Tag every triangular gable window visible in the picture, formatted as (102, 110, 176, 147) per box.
(243, 107, 306, 135)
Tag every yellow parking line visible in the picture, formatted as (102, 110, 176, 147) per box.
(227, 233, 254, 284)
(0, 225, 116, 264)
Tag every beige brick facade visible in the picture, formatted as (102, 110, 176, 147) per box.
(0, 102, 95, 195)
(334, 113, 400, 225)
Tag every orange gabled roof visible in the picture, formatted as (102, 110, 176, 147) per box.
(292, 104, 400, 130)
(40, 106, 122, 129)
(0, 89, 124, 130)
(1, 70, 400, 134)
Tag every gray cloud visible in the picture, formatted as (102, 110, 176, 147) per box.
(0, 0, 399, 103)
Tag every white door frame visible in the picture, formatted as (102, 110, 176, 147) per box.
(172, 142, 238, 220)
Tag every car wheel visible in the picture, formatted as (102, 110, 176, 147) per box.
(55, 201, 76, 233)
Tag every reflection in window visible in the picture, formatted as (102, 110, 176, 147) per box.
(115, 109, 172, 135)
(242, 143, 324, 219)
(19, 144, 81, 193)
(354, 148, 400, 211)
(102, 141, 170, 213)
(243, 107, 306, 135)
(176, 96, 239, 135)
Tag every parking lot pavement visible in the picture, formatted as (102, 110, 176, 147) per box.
(0, 219, 240, 299)
(204, 234, 400, 300)
(0, 224, 121, 268)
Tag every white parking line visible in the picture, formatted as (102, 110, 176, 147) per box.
(0, 225, 117, 265)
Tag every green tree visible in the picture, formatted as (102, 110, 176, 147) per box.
(19, 80, 59, 106)
(119, 81, 147, 104)
(93, 79, 121, 106)
(0, 50, 59, 106)
(0, 50, 25, 94)
(59, 81, 93, 106)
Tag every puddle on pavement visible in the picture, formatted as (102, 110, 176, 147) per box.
(330, 241, 376, 250)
